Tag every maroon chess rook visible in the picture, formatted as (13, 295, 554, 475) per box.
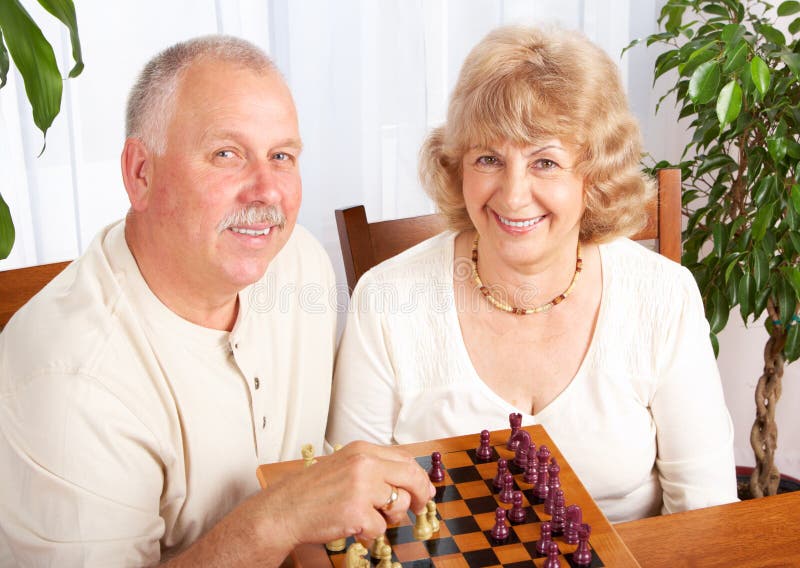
(506, 412, 523, 450)
(508, 490, 526, 523)
(492, 458, 508, 489)
(543, 541, 562, 568)
(536, 521, 553, 555)
(428, 451, 445, 482)
(476, 429, 493, 461)
(573, 523, 592, 566)
(490, 507, 509, 541)
(499, 472, 514, 503)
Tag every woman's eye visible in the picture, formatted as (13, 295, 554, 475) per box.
(215, 150, 236, 159)
(476, 155, 500, 167)
(534, 158, 558, 170)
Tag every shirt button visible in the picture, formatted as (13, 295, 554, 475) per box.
(254, 377, 260, 389)
(262, 416, 267, 429)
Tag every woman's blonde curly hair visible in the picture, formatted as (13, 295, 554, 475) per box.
(419, 25, 654, 243)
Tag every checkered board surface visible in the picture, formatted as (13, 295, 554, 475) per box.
(326, 446, 603, 567)
(256, 426, 639, 567)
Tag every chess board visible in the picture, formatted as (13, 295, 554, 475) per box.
(256, 426, 640, 567)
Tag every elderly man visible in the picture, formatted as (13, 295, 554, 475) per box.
(0, 36, 433, 566)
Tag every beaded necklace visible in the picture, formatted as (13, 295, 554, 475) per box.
(471, 235, 583, 315)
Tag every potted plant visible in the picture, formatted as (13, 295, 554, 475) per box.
(628, 0, 799, 498)
(0, 0, 83, 260)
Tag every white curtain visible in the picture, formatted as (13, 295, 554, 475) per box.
(0, 0, 672, 279)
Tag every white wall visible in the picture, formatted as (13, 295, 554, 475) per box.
(1, 0, 797, 479)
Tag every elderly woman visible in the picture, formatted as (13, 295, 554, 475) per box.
(327, 26, 737, 522)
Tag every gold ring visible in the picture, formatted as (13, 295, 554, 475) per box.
(383, 486, 399, 510)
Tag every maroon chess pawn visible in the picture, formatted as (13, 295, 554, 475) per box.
(543, 541, 562, 568)
(506, 412, 523, 450)
(429, 451, 445, 482)
(550, 489, 566, 535)
(573, 523, 592, 566)
(564, 505, 582, 544)
(493, 458, 508, 489)
(523, 455, 536, 484)
(490, 507, 509, 541)
(508, 490, 526, 523)
(536, 521, 553, 555)
(476, 429, 493, 461)
(499, 472, 514, 503)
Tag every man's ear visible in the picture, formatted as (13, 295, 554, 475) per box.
(121, 138, 153, 211)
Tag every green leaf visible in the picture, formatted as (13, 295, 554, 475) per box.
(681, 40, 720, 77)
(757, 23, 786, 46)
(723, 40, 748, 73)
(0, 29, 9, 88)
(781, 53, 800, 78)
(789, 230, 800, 252)
(703, 3, 730, 17)
(752, 202, 776, 242)
(786, 266, 800, 299)
(712, 222, 729, 258)
(785, 325, 800, 363)
(689, 61, 721, 104)
(790, 17, 800, 35)
(767, 137, 788, 165)
(36, 0, 83, 78)
(0, 0, 62, 140)
(753, 247, 769, 289)
(721, 23, 745, 45)
(695, 153, 736, 177)
(777, 0, 800, 16)
(716, 79, 742, 127)
(738, 272, 755, 321)
(750, 56, 771, 97)
(791, 184, 800, 215)
(0, 192, 14, 259)
(710, 331, 720, 357)
(778, 279, 796, 329)
(708, 287, 730, 334)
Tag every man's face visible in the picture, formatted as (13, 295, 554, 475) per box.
(141, 58, 302, 294)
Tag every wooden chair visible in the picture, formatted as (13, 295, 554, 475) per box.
(335, 168, 681, 293)
(0, 261, 71, 330)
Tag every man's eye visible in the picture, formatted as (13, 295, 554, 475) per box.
(215, 150, 235, 159)
(272, 152, 292, 161)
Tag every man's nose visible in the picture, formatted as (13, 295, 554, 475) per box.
(241, 160, 284, 204)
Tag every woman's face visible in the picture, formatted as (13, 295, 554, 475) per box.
(461, 138, 585, 270)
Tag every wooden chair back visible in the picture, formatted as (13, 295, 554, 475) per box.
(0, 261, 71, 330)
(336, 168, 681, 293)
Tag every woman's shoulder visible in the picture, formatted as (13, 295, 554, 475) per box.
(357, 230, 457, 287)
(600, 238, 696, 296)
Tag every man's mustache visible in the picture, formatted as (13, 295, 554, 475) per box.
(217, 205, 286, 233)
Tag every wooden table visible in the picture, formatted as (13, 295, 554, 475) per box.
(616, 490, 800, 567)
(258, 425, 640, 566)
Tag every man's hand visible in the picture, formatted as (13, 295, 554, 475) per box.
(264, 441, 436, 547)
(163, 441, 434, 567)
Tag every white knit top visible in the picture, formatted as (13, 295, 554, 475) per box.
(327, 231, 738, 522)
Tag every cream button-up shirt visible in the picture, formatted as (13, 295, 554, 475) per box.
(0, 221, 337, 566)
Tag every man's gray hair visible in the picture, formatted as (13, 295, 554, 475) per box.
(125, 35, 277, 154)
